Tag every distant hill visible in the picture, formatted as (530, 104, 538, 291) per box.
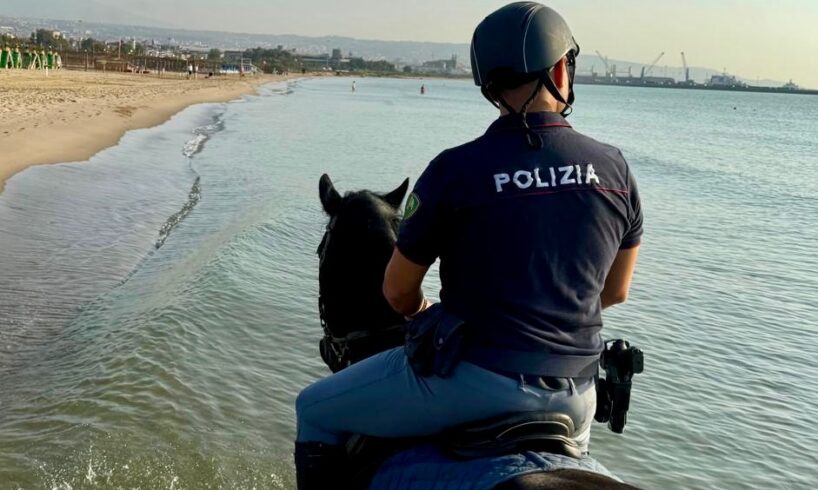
(1, 0, 173, 28)
(0, 15, 469, 65)
(0, 15, 786, 87)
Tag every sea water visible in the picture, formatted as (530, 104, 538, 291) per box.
(0, 77, 816, 489)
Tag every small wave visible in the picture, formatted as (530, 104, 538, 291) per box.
(181, 118, 225, 158)
(155, 176, 201, 249)
(157, 116, 227, 248)
(181, 133, 208, 158)
(259, 80, 299, 97)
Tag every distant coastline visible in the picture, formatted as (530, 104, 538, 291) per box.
(573, 77, 818, 96)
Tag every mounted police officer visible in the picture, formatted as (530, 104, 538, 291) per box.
(295, 3, 643, 488)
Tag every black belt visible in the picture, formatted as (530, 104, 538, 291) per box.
(463, 345, 600, 379)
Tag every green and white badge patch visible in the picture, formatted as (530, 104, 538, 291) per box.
(404, 193, 421, 220)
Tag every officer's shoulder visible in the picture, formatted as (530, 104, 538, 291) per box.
(568, 130, 627, 161)
(426, 137, 484, 170)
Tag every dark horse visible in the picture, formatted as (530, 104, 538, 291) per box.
(315, 174, 639, 490)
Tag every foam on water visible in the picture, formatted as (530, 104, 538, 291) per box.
(182, 117, 225, 158)
(155, 116, 226, 249)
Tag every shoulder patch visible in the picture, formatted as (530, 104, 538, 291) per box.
(403, 193, 421, 219)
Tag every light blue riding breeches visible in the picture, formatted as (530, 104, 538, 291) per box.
(296, 347, 596, 453)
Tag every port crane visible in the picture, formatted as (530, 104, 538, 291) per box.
(681, 51, 690, 83)
(640, 52, 665, 79)
(595, 50, 612, 78)
(595, 50, 609, 77)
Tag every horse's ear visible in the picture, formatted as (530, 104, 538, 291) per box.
(319, 173, 342, 215)
(383, 178, 410, 209)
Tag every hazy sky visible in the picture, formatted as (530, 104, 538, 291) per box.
(6, 0, 818, 87)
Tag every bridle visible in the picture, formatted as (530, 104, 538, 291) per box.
(316, 210, 406, 372)
(316, 215, 337, 268)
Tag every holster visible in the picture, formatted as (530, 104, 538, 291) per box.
(404, 303, 467, 378)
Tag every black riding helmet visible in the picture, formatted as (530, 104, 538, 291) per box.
(471, 2, 580, 147)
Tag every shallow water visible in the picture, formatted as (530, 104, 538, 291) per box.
(1, 78, 817, 489)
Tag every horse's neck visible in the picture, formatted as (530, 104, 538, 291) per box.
(320, 246, 403, 335)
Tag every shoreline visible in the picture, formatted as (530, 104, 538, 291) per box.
(0, 71, 299, 193)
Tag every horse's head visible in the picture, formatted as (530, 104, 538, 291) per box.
(317, 173, 410, 371)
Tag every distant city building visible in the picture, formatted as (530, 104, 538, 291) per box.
(420, 54, 457, 74)
(300, 49, 356, 70)
(300, 53, 332, 70)
(223, 50, 246, 62)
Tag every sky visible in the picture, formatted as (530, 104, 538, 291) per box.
(4, 0, 818, 87)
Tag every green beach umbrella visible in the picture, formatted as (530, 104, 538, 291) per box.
(0, 47, 9, 69)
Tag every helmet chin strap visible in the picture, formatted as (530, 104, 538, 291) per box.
(493, 79, 545, 150)
(488, 68, 575, 150)
(540, 70, 574, 118)
(481, 85, 501, 109)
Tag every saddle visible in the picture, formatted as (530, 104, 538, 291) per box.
(446, 411, 581, 459)
(345, 411, 580, 488)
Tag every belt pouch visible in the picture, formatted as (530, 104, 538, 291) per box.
(432, 313, 467, 378)
(404, 303, 467, 378)
(404, 303, 443, 377)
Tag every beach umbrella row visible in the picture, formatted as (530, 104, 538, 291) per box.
(1, 47, 62, 70)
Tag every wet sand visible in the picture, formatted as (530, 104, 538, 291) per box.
(0, 70, 290, 192)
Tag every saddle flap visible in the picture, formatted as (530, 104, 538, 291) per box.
(444, 412, 582, 460)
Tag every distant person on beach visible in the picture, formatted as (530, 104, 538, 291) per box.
(187, 63, 193, 79)
(351, 80, 356, 92)
(420, 83, 426, 95)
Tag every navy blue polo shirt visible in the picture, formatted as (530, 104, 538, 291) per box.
(397, 111, 642, 372)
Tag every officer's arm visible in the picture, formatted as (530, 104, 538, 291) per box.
(383, 248, 431, 317)
(601, 246, 640, 309)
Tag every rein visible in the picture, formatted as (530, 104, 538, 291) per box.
(317, 210, 405, 371)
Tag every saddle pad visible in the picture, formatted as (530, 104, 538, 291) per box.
(368, 444, 618, 490)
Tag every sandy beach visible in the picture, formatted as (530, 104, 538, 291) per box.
(0, 70, 287, 192)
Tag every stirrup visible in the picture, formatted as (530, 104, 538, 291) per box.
(443, 412, 581, 460)
(294, 442, 348, 490)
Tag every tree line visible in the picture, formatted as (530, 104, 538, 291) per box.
(241, 46, 396, 74)
(3, 30, 400, 74)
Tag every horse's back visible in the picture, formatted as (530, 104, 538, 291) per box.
(497, 470, 641, 490)
(369, 444, 625, 490)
